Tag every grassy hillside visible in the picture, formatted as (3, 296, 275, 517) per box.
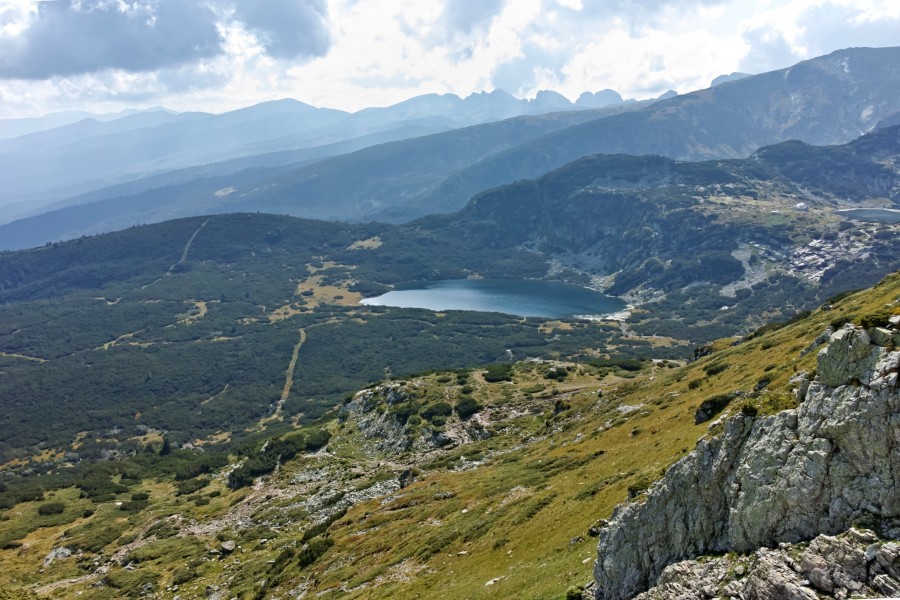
(0, 272, 895, 599)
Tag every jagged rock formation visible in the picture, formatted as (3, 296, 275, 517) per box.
(632, 528, 900, 600)
(593, 323, 900, 600)
(342, 383, 420, 454)
(341, 383, 489, 456)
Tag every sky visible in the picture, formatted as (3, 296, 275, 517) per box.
(0, 0, 898, 117)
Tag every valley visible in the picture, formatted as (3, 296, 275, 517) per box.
(0, 42, 898, 600)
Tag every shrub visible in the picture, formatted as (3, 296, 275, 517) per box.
(422, 402, 453, 422)
(301, 508, 346, 542)
(483, 363, 513, 382)
(566, 586, 585, 600)
(175, 478, 208, 496)
(859, 309, 893, 330)
(703, 363, 727, 377)
(298, 538, 334, 568)
(694, 394, 733, 424)
(38, 502, 65, 516)
(544, 366, 568, 381)
(172, 566, 196, 585)
(455, 397, 481, 420)
(304, 429, 331, 451)
(389, 403, 418, 424)
(119, 499, 149, 512)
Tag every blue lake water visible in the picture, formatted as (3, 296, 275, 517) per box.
(835, 208, 900, 224)
(359, 279, 625, 319)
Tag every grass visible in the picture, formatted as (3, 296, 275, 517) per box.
(0, 272, 896, 598)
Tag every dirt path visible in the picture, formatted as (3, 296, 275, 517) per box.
(0, 352, 47, 363)
(168, 217, 210, 274)
(276, 328, 306, 418)
(254, 328, 307, 429)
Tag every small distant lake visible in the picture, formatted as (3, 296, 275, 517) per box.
(835, 208, 900, 224)
(359, 279, 625, 319)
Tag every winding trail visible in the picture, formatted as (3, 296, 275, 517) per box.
(168, 217, 210, 274)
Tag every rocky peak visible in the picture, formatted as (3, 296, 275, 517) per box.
(592, 322, 900, 599)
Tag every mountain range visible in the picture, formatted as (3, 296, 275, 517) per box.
(0, 46, 898, 600)
(0, 88, 636, 224)
(3, 47, 899, 251)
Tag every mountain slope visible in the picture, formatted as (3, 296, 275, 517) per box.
(429, 46, 900, 214)
(0, 128, 897, 457)
(0, 264, 895, 599)
(413, 124, 900, 341)
(0, 89, 627, 224)
(0, 106, 637, 249)
(0, 100, 350, 210)
(594, 315, 900, 599)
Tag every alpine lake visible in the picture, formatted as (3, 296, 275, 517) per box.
(359, 278, 625, 319)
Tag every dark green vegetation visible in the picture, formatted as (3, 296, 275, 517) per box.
(1, 126, 899, 462)
(0, 213, 679, 462)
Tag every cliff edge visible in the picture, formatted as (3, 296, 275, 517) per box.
(593, 322, 900, 600)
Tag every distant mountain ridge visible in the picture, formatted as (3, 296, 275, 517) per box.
(424, 46, 900, 218)
(33, 45, 895, 235)
(0, 88, 628, 218)
(3, 46, 899, 249)
(0, 105, 640, 250)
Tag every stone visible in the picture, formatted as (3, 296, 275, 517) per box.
(42, 547, 72, 566)
(593, 324, 900, 600)
(874, 574, 900, 597)
(875, 542, 900, 579)
(633, 530, 899, 600)
(871, 327, 895, 346)
(817, 324, 881, 387)
(220, 540, 236, 553)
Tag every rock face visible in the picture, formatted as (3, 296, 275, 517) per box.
(342, 383, 482, 456)
(593, 323, 900, 600)
(632, 528, 900, 600)
(342, 383, 415, 454)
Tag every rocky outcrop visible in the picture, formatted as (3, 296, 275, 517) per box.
(341, 383, 481, 456)
(593, 323, 900, 600)
(633, 527, 900, 600)
(342, 383, 415, 454)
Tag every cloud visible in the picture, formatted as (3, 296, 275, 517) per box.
(231, 0, 330, 60)
(738, 25, 800, 74)
(2, 0, 899, 117)
(0, 0, 223, 79)
(798, 3, 900, 57)
(736, 1, 900, 74)
(439, 0, 506, 35)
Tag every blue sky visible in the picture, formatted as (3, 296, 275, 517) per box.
(1, 0, 898, 116)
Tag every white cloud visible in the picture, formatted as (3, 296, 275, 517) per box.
(0, 0, 898, 116)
